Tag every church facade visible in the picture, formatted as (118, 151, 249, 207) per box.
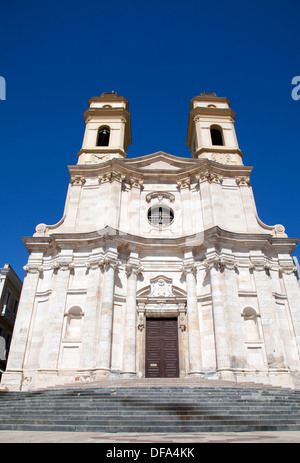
(2, 92, 300, 391)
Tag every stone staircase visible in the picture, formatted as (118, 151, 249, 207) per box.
(1, 379, 300, 433)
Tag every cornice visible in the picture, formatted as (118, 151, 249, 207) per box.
(83, 106, 131, 122)
(69, 155, 253, 182)
(190, 106, 236, 120)
(22, 225, 299, 255)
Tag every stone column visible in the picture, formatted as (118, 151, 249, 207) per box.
(0, 264, 41, 390)
(122, 256, 143, 375)
(182, 262, 202, 375)
(97, 254, 118, 373)
(206, 257, 233, 380)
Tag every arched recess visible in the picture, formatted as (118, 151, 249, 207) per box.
(241, 306, 261, 342)
(65, 306, 84, 340)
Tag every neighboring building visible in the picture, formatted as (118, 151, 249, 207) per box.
(1, 92, 300, 392)
(0, 264, 22, 377)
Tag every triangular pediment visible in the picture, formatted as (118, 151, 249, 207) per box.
(124, 151, 198, 171)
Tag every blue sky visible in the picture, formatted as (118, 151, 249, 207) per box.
(0, 0, 299, 279)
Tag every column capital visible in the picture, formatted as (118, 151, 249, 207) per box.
(279, 265, 297, 275)
(177, 177, 191, 190)
(129, 177, 143, 189)
(125, 263, 143, 277)
(99, 255, 120, 271)
(70, 175, 86, 186)
(236, 176, 251, 186)
(23, 264, 43, 275)
(203, 256, 238, 272)
(196, 170, 223, 184)
(181, 262, 197, 276)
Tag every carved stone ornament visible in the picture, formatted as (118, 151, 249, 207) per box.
(23, 265, 43, 275)
(202, 256, 238, 272)
(249, 260, 274, 273)
(70, 175, 86, 186)
(177, 178, 191, 190)
(35, 223, 47, 234)
(196, 171, 223, 184)
(98, 170, 126, 184)
(125, 263, 143, 277)
(146, 191, 175, 203)
(129, 177, 144, 189)
(137, 311, 145, 332)
(279, 265, 297, 275)
(149, 276, 174, 297)
(181, 263, 197, 276)
(99, 255, 120, 271)
(236, 176, 251, 186)
(211, 153, 232, 165)
(178, 304, 187, 332)
(274, 224, 287, 237)
(51, 261, 73, 272)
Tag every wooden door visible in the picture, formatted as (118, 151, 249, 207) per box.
(145, 318, 179, 378)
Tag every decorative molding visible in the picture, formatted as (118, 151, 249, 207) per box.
(149, 275, 174, 297)
(137, 305, 145, 332)
(145, 191, 175, 203)
(178, 303, 187, 332)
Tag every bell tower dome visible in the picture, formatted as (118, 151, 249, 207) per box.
(186, 92, 244, 165)
(77, 91, 132, 164)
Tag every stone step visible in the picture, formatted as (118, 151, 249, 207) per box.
(0, 423, 300, 433)
(1, 412, 300, 424)
(1, 385, 300, 433)
(38, 377, 292, 391)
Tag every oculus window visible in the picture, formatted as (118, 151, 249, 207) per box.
(148, 206, 174, 227)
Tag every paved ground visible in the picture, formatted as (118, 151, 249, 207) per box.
(0, 430, 300, 443)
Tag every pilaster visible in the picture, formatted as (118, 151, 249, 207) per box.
(204, 254, 234, 380)
(181, 259, 202, 375)
(96, 250, 119, 373)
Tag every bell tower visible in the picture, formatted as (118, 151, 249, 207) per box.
(77, 92, 132, 164)
(186, 92, 244, 165)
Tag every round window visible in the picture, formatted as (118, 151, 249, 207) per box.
(148, 206, 174, 227)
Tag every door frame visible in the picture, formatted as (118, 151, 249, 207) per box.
(145, 317, 179, 378)
(136, 300, 187, 378)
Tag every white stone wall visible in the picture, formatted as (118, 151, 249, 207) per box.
(1, 152, 299, 391)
